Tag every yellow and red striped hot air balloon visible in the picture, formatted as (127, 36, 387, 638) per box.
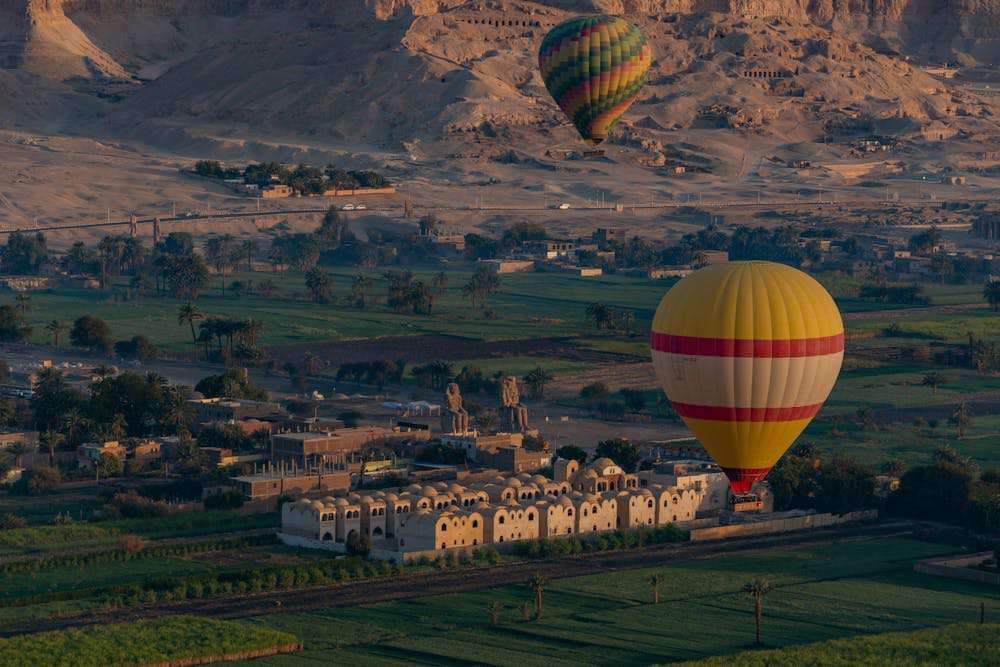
(650, 261, 844, 494)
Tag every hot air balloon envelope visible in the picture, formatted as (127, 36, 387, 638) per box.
(538, 15, 651, 146)
(650, 262, 844, 494)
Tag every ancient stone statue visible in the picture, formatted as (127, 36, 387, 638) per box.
(498, 376, 529, 433)
(441, 382, 470, 435)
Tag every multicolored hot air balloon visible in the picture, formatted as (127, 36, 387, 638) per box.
(538, 15, 651, 146)
(650, 261, 844, 494)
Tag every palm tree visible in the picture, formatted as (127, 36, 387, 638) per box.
(45, 320, 65, 346)
(428, 271, 448, 314)
(921, 372, 946, 397)
(984, 278, 1000, 312)
(243, 239, 258, 272)
(351, 274, 375, 309)
(40, 430, 64, 466)
(14, 293, 31, 316)
(177, 302, 204, 347)
(527, 573, 548, 620)
(8, 441, 34, 468)
(586, 302, 612, 330)
(648, 573, 662, 604)
(620, 309, 635, 336)
(523, 367, 554, 401)
(949, 402, 972, 439)
(476, 411, 497, 433)
(303, 351, 320, 375)
(743, 578, 772, 646)
(487, 600, 505, 625)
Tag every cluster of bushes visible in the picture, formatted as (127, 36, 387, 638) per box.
(0, 615, 300, 667)
(0, 534, 276, 575)
(410, 545, 501, 568)
(887, 449, 999, 534)
(103, 491, 170, 519)
(510, 524, 688, 559)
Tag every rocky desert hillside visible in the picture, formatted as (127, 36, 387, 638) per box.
(0, 0, 996, 167)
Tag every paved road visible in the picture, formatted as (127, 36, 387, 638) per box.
(2, 195, 995, 236)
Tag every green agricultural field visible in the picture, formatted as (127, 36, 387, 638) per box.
(0, 615, 299, 667)
(14, 268, 673, 351)
(821, 364, 998, 414)
(14, 264, 985, 354)
(801, 415, 1000, 470)
(670, 623, 999, 666)
(0, 555, 218, 601)
(229, 538, 998, 667)
(846, 309, 998, 344)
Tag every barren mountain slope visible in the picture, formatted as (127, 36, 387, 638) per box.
(0, 0, 995, 192)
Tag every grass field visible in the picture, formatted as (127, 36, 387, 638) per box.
(14, 268, 675, 350)
(670, 623, 999, 666)
(224, 538, 998, 666)
(801, 415, 1000, 470)
(0, 615, 299, 667)
(10, 265, 990, 352)
(821, 364, 999, 414)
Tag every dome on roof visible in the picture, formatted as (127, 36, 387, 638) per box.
(581, 492, 597, 502)
(421, 486, 439, 497)
(447, 483, 465, 493)
(474, 500, 491, 510)
(580, 469, 599, 479)
(557, 496, 575, 507)
(505, 477, 522, 487)
(406, 484, 422, 492)
(501, 498, 520, 507)
(322, 496, 336, 503)
(637, 488, 654, 497)
(384, 492, 399, 501)
(334, 498, 350, 507)
(516, 473, 533, 482)
(434, 481, 450, 490)
(348, 493, 362, 501)
(592, 457, 617, 468)
(531, 474, 549, 485)
(489, 475, 505, 484)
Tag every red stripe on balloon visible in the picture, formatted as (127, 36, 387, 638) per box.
(719, 467, 772, 494)
(650, 332, 844, 358)
(671, 402, 823, 422)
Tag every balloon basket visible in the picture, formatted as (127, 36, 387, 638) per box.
(582, 149, 606, 159)
(730, 494, 763, 512)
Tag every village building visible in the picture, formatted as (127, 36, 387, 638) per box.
(279, 456, 749, 562)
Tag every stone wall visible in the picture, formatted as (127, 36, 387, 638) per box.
(689, 510, 878, 541)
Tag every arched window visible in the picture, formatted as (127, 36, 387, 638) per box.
(498, 516, 505, 525)
(527, 512, 534, 521)
(472, 520, 478, 528)
(441, 542, 446, 549)
(567, 509, 573, 516)
(672, 514, 677, 521)
(647, 500, 654, 508)
(440, 523, 448, 532)
(583, 509, 588, 517)
(373, 526, 383, 536)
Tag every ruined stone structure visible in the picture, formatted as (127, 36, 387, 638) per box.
(441, 382, 470, 435)
(498, 376, 529, 433)
(973, 215, 1000, 240)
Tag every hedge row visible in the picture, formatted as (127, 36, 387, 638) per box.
(511, 524, 689, 559)
(0, 534, 278, 575)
